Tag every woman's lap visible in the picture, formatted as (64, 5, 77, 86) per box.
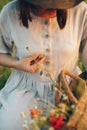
(0, 89, 36, 130)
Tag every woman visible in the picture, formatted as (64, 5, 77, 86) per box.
(0, 0, 87, 129)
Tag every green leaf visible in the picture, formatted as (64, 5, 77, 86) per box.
(40, 71, 43, 76)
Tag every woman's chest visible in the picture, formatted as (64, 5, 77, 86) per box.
(12, 17, 78, 59)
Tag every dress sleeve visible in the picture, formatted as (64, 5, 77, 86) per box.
(80, 11, 87, 70)
(0, 5, 13, 54)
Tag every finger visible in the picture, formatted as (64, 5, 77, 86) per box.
(29, 53, 40, 61)
(25, 53, 40, 65)
(29, 55, 45, 72)
(29, 63, 39, 73)
(36, 55, 46, 66)
(26, 53, 40, 62)
(30, 54, 46, 65)
(28, 55, 46, 73)
(35, 54, 46, 62)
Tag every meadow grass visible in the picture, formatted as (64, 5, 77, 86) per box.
(0, 0, 13, 89)
(0, 0, 12, 11)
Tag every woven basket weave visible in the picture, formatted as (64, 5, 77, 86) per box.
(55, 70, 87, 130)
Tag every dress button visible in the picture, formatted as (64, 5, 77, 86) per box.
(45, 60, 50, 65)
(46, 48, 50, 52)
(45, 34, 49, 38)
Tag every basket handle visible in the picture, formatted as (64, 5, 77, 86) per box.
(57, 70, 86, 104)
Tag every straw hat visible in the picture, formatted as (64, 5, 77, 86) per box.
(24, 0, 83, 9)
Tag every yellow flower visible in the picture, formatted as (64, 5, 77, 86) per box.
(48, 127, 54, 130)
(22, 124, 29, 130)
(30, 120, 40, 130)
(20, 112, 28, 118)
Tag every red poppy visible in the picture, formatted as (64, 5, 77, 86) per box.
(30, 109, 41, 118)
(50, 115, 65, 130)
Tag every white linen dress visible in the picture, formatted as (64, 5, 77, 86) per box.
(0, 0, 87, 130)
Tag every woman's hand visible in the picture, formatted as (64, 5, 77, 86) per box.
(0, 53, 46, 73)
(17, 53, 46, 73)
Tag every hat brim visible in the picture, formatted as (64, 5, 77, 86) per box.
(24, 0, 83, 9)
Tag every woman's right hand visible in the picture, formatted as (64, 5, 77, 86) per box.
(17, 53, 46, 73)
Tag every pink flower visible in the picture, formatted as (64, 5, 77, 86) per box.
(50, 115, 65, 130)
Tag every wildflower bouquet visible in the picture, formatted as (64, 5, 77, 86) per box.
(20, 98, 74, 130)
(20, 69, 87, 130)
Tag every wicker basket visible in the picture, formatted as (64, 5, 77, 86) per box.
(55, 70, 87, 130)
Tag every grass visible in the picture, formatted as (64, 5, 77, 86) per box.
(0, 0, 86, 89)
(0, 0, 12, 11)
(0, 0, 13, 89)
(0, 66, 13, 90)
